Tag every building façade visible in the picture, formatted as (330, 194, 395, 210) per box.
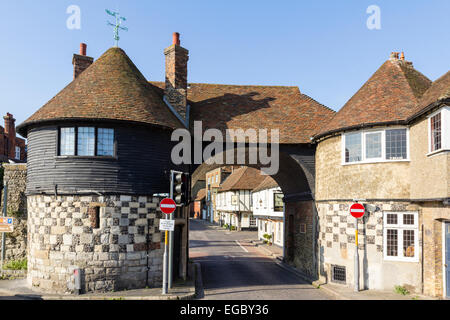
(16, 39, 190, 293)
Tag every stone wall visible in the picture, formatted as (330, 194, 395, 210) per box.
(409, 115, 449, 199)
(284, 200, 317, 279)
(315, 134, 411, 201)
(0, 164, 27, 262)
(27, 194, 164, 293)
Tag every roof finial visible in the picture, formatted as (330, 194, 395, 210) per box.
(106, 9, 128, 47)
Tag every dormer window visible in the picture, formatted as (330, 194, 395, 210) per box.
(59, 126, 115, 157)
(343, 128, 409, 164)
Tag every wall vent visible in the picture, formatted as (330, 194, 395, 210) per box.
(331, 265, 346, 284)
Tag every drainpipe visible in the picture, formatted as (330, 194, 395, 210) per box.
(282, 202, 286, 260)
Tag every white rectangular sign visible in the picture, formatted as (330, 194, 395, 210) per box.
(159, 219, 175, 231)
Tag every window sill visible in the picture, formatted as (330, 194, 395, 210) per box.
(426, 149, 450, 157)
(55, 155, 118, 161)
(342, 159, 410, 166)
(383, 256, 419, 263)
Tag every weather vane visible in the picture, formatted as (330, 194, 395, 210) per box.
(106, 9, 128, 47)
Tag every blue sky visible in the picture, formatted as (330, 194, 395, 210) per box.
(1, 0, 449, 134)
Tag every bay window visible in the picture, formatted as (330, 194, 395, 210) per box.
(343, 127, 409, 164)
(59, 127, 115, 157)
(428, 107, 449, 154)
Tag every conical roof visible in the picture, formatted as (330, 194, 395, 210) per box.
(409, 70, 450, 119)
(18, 47, 182, 137)
(315, 58, 431, 139)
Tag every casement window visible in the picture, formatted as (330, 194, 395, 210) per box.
(428, 108, 449, 154)
(77, 127, 95, 156)
(343, 128, 409, 164)
(15, 146, 21, 160)
(60, 127, 75, 155)
(383, 212, 419, 262)
(97, 128, 114, 156)
(59, 127, 115, 157)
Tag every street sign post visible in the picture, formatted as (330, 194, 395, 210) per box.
(349, 203, 365, 292)
(160, 197, 176, 295)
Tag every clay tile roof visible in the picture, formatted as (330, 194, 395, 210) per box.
(219, 166, 266, 192)
(252, 175, 279, 193)
(17, 47, 183, 137)
(195, 188, 206, 201)
(315, 59, 432, 139)
(409, 70, 450, 119)
(150, 82, 335, 144)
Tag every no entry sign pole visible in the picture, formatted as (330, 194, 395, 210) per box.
(350, 202, 365, 292)
(168, 171, 174, 290)
(160, 197, 176, 295)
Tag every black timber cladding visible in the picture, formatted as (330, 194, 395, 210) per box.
(26, 121, 184, 195)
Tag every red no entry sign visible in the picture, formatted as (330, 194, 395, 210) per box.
(349, 203, 365, 219)
(160, 198, 176, 215)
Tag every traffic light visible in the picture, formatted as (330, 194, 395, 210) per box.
(171, 171, 190, 206)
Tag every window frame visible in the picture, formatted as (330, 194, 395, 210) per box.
(383, 211, 419, 262)
(57, 126, 115, 158)
(341, 126, 410, 165)
(15, 146, 21, 160)
(427, 107, 449, 156)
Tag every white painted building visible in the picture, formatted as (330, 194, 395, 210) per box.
(252, 176, 284, 247)
(215, 167, 265, 231)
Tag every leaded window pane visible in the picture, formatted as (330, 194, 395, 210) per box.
(403, 230, 415, 257)
(345, 132, 362, 163)
(385, 129, 407, 160)
(77, 127, 95, 156)
(387, 229, 398, 256)
(60, 127, 75, 156)
(386, 214, 397, 225)
(97, 128, 114, 156)
(431, 113, 441, 152)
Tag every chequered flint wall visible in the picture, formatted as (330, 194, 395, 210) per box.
(316, 201, 412, 280)
(27, 194, 165, 293)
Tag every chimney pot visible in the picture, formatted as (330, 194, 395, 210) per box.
(173, 32, 180, 46)
(80, 43, 87, 56)
(73, 43, 93, 79)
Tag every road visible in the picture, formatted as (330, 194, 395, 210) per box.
(189, 219, 333, 300)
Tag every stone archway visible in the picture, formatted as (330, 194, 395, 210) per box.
(189, 144, 319, 279)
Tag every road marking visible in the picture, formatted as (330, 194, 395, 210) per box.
(235, 240, 248, 253)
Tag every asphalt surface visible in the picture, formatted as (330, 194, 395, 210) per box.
(189, 219, 333, 300)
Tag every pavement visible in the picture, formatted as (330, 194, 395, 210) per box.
(191, 218, 440, 300)
(0, 267, 197, 300)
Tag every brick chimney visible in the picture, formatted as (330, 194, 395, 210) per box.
(164, 32, 189, 120)
(3, 113, 16, 139)
(72, 43, 94, 79)
(3, 113, 16, 158)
